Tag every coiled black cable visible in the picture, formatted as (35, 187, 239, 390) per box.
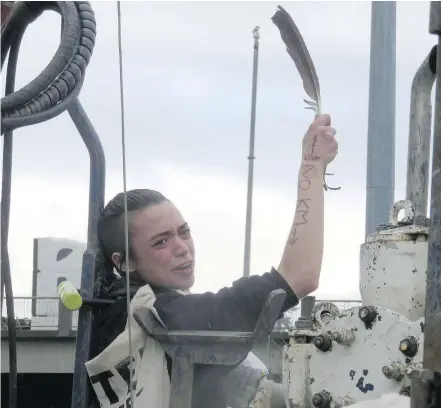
(1, 2, 96, 407)
(1, 1, 96, 134)
(0, 19, 25, 408)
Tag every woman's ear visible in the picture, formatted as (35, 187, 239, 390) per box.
(111, 252, 135, 273)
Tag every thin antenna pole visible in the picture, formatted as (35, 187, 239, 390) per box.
(116, 2, 135, 407)
(243, 26, 260, 278)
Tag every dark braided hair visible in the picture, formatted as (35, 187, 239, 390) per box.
(96, 189, 168, 293)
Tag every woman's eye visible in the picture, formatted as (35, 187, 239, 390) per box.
(154, 238, 168, 247)
(180, 228, 191, 238)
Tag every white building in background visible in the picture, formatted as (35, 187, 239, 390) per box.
(30, 237, 86, 330)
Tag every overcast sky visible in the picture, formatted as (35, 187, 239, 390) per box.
(2, 1, 435, 301)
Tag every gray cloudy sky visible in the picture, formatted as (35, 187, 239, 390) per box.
(3, 1, 435, 300)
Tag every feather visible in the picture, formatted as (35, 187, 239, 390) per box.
(271, 5, 341, 190)
(271, 5, 321, 114)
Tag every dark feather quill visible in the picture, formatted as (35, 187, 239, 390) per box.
(271, 5, 321, 113)
(271, 5, 340, 190)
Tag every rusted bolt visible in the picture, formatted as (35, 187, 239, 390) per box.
(314, 333, 333, 352)
(358, 306, 377, 324)
(312, 390, 332, 408)
(332, 329, 356, 346)
(399, 386, 411, 396)
(405, 367, 414, 376)
(382, 362, 405, 381)
(399, 336, 418, 357)
(404, 363, 422, 378)
(382, 365, 393, 378)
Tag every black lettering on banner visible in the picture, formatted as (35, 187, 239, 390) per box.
(117, 389, 144, 408)
(93, 347, 145, 406)
(115, 356, 136, 392)
(90, 370, 119, 405)
(115, 346, 145, 396)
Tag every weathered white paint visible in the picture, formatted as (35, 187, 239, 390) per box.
(359, 200, 428, 321)
(282, 330, 316, 408)
(283, 305, 424, 406)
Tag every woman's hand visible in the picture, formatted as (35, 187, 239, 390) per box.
(302, 114, 338, 166)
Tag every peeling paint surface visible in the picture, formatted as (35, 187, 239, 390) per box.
(360, 239, 428, 321)
(284, 306, 424, 405)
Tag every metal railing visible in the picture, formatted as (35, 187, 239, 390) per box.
(1, 296, 361, 333)
(1, 296, 78, 333)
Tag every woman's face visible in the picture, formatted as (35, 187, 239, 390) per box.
(119, 201, 195, 290)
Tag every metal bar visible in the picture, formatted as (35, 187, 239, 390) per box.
(406, 47, 437, 217)
(57, 277, 73, 337)
(365, 1, 396, 237)
(169, 355, 194, 408)
(424, 1, 441, 372)
(300, 296, 315, 318)
(1, 26, 24, 314)
(243, 26, 260, 278)
(67, 98, 106, 408)
(410, 3, 441, 407)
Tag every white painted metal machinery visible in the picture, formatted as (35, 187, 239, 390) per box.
(281, 34, 439, 406)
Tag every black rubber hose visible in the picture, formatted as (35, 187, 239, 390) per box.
(2, 1, 90, 112)
(0, 3, 95, 407)
(1, 1, 96, 134)
(0, 23, 25, 408)
(0, 30, 22, 312)
(1, 212, 17, 408)
(1, 213, 17, 408)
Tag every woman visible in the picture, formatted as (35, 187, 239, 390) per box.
(89, 114, 338, 408)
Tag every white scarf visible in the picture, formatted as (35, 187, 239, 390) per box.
(85, 284, 268, 408)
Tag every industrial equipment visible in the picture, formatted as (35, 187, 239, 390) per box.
(1, 2, 440, 408)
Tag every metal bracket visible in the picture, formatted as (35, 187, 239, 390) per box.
(133, 289, 286, 408)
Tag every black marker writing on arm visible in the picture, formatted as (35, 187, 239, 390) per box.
(278, 114, 337, 299)
(288, 133, 320, 246)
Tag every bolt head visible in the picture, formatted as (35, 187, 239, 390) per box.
(312, 394, 323, 406)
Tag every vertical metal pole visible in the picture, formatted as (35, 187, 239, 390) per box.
(365, 1, 396, 237)
(423, 1, 441, 372)
(410, 4, 441, 407)
(406, 46, 437, 217)
(243, 26, 260, 278)
(68, 98, 106, 408)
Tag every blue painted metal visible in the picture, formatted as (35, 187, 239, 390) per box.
(365, 1, 397, 237)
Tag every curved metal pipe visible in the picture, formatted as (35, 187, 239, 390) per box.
(1, 3, 96, 407)
(0, 24, 25, 408)
(406, 45, 437, 218)
(1, 1, 96, 134)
